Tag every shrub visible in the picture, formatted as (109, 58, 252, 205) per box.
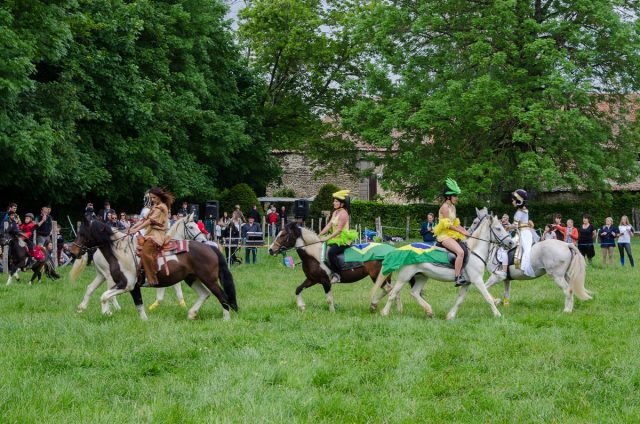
(272, 187, 296, 198)
(309, 183, 340, 218)
(220, 183, 261, 218)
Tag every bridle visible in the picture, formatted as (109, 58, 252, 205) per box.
(465, 215, 514, 266)
(181, 220, 206, 242)
(271, 226, 325, 255)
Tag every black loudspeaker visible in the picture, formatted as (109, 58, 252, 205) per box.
(189, 203, 200, 220)
(205, 200, 219, 221)
(294, 199, 309, 219)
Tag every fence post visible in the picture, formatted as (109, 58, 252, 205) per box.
(375, 217, 382, 240)
(2, 222, 8, 274)
(52, 221, 58, 267)
(633, 207, 639, 231)
(406, 216, 410, 241)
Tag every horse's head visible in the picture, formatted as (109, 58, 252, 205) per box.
(184, 220, 207, 242)
(269, 222, 301, 255)
(69, 216, 113, 258)
(472, 207, 514, 249)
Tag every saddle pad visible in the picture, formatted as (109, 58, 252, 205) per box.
(163, 239, 190, 255)
(381, 243, 450, 276)
(343, 242, 395, 263)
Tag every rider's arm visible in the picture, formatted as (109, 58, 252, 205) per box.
(440, 205, 469, 236)
(321, 211, 347, 241)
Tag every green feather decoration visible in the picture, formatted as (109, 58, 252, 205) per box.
(445, 178, 461, 195)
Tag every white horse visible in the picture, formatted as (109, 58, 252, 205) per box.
(484, 239, 591, 312)
(71, 214, 206, 317)
(370, 208, 514, 320)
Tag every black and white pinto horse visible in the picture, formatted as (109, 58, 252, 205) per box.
(70, 214, 209, 318)
(70, 217, 236, 320)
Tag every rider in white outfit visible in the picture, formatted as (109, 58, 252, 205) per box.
(495, 189, 536, 279)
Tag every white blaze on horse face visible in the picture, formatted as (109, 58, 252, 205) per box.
(268, 231, 284, 252)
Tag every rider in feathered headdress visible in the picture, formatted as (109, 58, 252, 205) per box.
(318, 189, 359, 283)
(433, 178, 470, 286)
(128, 187, 175, 287)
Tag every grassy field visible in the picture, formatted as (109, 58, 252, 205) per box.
(1, 245, 639, 423)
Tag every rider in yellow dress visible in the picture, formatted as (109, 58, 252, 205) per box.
(433, 178, 470, 286)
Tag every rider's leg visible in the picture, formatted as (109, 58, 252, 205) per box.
(141, 239, 159, 287)
(441, 238, 467, 285)
(327, 244, 347, 283)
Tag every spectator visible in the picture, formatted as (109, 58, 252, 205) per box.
(242, 216, 262, 264)
(130, 214, 140, 225)
(618, 215, 634, 267)
(577, 214, 597, 263)
(84, 202, 96, 220)
(55, 224, 64, 263)
(169, 214, 178, 227)
(500, 213, 510, 230)
(60, 243, 72, 266)
(248, 205, 260, 222)
(267, 206, 278, 238)
(218, 211, 231, 232)
(529, 220, 540, 243)
(97, 201, 111, 222)
(278, 206, 287, 231)
(232, 205, 246, 224)
(542, 224, 557, 240)
(177, 201, 189, 217)
(196, 220, 210, 241)
(420, 213, 437, 246)
(599, 217, 618, 266)
(4, 210, 20, 234)
(553, 214, 564, 241)
(1, 202, 18, 224)
(35, 206, 53, 246)
(119, 212, 131, 230)
(556, 218, 578, 245)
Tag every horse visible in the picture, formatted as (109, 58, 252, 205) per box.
(268, 222, 398, 312)
(1, 230, 33, 286)
(484, 239, 591, 312)
(69, 217, 237, 320)
(149, 214, 209, 310)
(70, 215, 212, 317)
(370, 208, 514, 319)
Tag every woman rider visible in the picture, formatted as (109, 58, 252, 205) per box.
(510, 189, 535, 277)
(128, 187, 174, 287)
(319, 189, 358, 283)
(433, 178, 470, 286)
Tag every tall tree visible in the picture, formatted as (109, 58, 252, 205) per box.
(0, 0, 278, 209)
(237, 0, 367, 152)
(338, 0, 640, 202)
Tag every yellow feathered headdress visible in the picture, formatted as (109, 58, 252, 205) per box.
(332, 189, 350, 200)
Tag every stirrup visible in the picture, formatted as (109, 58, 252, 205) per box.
(454, 275, 470, 287)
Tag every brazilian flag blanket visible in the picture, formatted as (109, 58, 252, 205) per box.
(381, 243, 450, 275)
(342, 243, 395, 263)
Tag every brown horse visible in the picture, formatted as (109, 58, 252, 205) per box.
(69, 217, 237, 320)
(268, 222, 399, 312)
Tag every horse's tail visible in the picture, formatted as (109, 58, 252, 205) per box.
(566, 244, 591, 301)
(369, 270, 389, 301)
(211, 246, 237, 311)
(69, 253, 88, 283)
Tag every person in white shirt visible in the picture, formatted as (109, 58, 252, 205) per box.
(618, 215, 635, 267)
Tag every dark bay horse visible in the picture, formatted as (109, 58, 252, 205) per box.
(268, 222, 399, 312)
(1, 230, 32, 285)
(69, 218, 237, 320)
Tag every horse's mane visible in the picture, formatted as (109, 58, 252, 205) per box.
(299, 226, 320, 243)
(467, 214, 493, 250)
(167, 217, 187, 239)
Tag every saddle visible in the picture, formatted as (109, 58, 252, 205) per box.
(328, 252, 363, 272)
(435, 240, 470, 269)
(137, 237, 190, 275)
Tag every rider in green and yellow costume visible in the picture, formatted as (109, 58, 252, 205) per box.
(319, 189, 358, 283)
(433, 178, 470, 286)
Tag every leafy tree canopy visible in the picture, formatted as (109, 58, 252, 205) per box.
(0, 0, 278, 211)
(336, 0, 640, 202)
(309, 183, 339, 218)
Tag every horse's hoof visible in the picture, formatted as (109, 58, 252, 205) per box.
(369, 303, 378, 312)
(380, 310, 389, 317)
(446, 314, 455, 321)
(148, 300, 161, 311)
(188, 311, 197, 320)
(178, 299, 187, 308)
(140, 314, 149, 321)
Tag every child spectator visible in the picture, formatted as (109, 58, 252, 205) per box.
(542, 224, 557, 240)
(556, 219, 578, 245)
(599, 217, 618, 266)
(18, 213, 37, 253)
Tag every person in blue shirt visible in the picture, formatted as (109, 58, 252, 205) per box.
(599, 216, 618, 266)
(419, 213, 437, 246)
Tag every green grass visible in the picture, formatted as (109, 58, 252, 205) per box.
(1, 245, 640, 423)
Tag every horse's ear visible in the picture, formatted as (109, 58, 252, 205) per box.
(475, 207, 480, 215)
(187, 212, 194, 222)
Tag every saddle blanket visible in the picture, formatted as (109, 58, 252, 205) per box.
(343, 242, 395, 263)
(381, 243, 450, 276)
(156, 240, 190, 271)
